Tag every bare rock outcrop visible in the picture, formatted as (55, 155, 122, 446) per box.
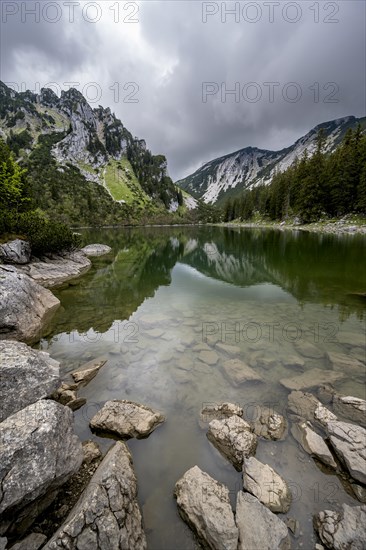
(314, 504, 366, 549)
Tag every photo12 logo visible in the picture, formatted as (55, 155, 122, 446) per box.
(201, 2, 340, 24)
(202, 81, 340, 104)
(1, 1, 139, 24)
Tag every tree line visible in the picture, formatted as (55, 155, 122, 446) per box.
(224, 127, 366, 223)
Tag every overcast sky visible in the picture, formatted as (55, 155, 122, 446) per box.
(1, 0, 365, 179)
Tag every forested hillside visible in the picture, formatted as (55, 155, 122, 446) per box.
(223, 127, 366, 223)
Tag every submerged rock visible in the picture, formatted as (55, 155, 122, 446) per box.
(326, 351, 365, 375)
(314, 504, 366, 549)
(207, 415, 257, 471)
(333, 394, 366, 427)
(0, 265, 60, 344)
(45, 442, 147, 550)
(90, 399, 165, 439)
(174, 466, 239, 550)
(250, 406, 287, 441)
(0, 340, 60, 422)
(0, 239, 31, 265)
(0, 400, 82, 516)
(222, 359, 264, 387)
(215, 342, 241, 357)
(242, 457, 291, 513)
(291, 421, 337, 469)
(236, 492, 290, 550)
(17, 251, 91, 288)
(294, 340, 323, 359)
(280, 368, 344, 391)
(326, 421, 366, 484)
(81, 243, 112, 257)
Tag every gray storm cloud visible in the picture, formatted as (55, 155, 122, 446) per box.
(0, 0, 365, 180)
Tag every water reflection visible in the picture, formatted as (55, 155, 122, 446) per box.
(47, 226, 366, 338)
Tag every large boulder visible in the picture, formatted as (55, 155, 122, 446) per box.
(90, 399, 165, 439)
(207, 415, 257, 471)
(314, 504, 366, 549)
(326, 421, 366, 484)
(0, 340, 60, 422)
(174, 466, 239, 550)
(242, 457, 291, 513)
(0, 239, 31, 265)
(45, 442, 147, 550)
(81, 244, 112, 257)
(0, 265, 60, 344)
(0, 400, 82, 516)
(236, 492, 290, 550)
(17, 251, 91, 288)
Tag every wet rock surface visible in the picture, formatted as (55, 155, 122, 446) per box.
(326, 421, 366, 484)
(291, 421, 337, 469)
(90, 399, 165, 439)
(250, 406, 287, 441)
(45, 442, 147, 550)
(199, 402, 243, 429)
(0, 340, 60, 422)
(280, 368, 344, 391)
(174, 466, 239, 550)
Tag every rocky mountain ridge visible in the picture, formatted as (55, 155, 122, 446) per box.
(177, 115, 366, 204)
(0, 81, 187, 214)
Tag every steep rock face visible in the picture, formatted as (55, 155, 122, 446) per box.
(0, 81, 179, 211)
(0, 340, 60, 422)
(0, 265, 60, 343)
(45, 442, 147, 550)
(0, 400, 82, 516)
(177, 116, 366, 204)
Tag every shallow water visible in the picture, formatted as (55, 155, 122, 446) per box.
(39, 226, 366, 549)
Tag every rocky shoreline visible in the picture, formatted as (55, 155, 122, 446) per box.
(0, 237, 365, 549)
(220, 220, 366, 235)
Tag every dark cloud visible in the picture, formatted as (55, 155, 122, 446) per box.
(1, 1, 365, 179)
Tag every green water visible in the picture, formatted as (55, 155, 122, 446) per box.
(40, 226, 366, 549)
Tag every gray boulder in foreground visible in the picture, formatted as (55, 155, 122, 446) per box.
(207, 415, 257, 471)
(81, 244, 112, 257)
(45, 441, 147, 550)
(0, 400, 82, 516)
(0, 239, 31, 264)
(0, 265, 60, 344)
(17, 251, 91, 288)
(291, 421, 337, 469)
(90, 400, 165, 439)
(236, 492, 290, 550)
(174, 466, 238, 550)
(242, 457, 291, 513)
(314, 504, 366, 549)
(0, 340, 60, 422)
